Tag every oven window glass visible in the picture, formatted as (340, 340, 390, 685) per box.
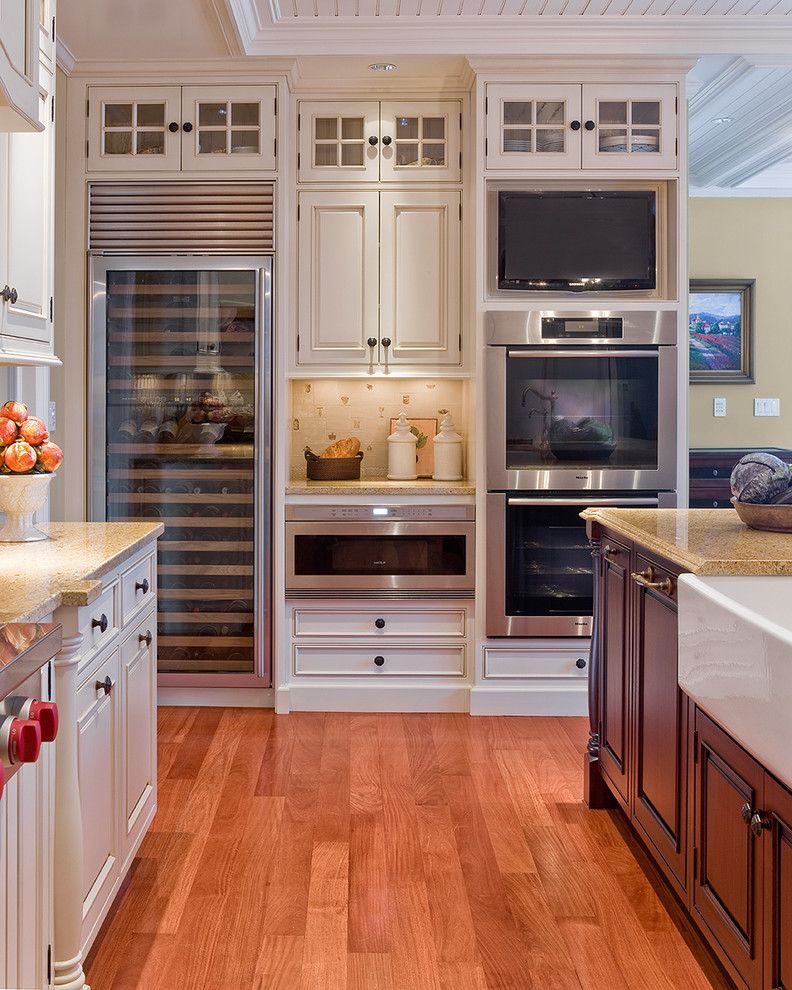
(505, 353, 659, 470)
(294, 534, 467, 577)
(506, 505, 593, 616)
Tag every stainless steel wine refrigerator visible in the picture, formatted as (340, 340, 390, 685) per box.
(89, 238, 272, 688)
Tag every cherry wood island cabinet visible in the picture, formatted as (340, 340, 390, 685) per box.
(585, 517, 792, 990)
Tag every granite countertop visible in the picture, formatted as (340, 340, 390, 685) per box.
(582, 507, 792, 575)
(0, 522, 164, 624)
(287, 478, 476, 496)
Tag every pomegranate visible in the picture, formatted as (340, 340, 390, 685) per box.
(19, 416, 48, 445)
(36, 440, 63, 473)
(0, 400, 28, 425)
(4, 440, 37, 474)
(0, 416, 17, 445)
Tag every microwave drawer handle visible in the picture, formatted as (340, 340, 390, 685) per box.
(506, 497, 659, 507)
(506, 350, 659, 359)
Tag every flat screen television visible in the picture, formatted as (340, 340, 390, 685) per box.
(497, 190, 657, 292)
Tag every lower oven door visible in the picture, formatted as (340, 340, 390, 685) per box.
(286, 521, 475, 596)
(486, 494, 658, 637)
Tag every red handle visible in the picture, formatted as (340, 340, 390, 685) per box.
(28, 701, 58, 743)
(9, 718, 41, 764)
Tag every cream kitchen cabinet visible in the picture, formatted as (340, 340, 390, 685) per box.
(87, 84, 277, 172)
(485, 83, 677, 171)
(0, 0, 42, 131)
(298, 100, 461, 183)
(297, 189, 462, 371)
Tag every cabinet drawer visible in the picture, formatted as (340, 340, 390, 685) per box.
(78, 582, 119, 662)
(121, 553, 155, 626)
(292, 607, 466, 640)
(483, 646, 589, 680)
(293, 643, 465, 678)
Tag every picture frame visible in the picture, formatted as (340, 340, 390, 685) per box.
(689, 278, 755, 383)
(389, 417, 438, 478)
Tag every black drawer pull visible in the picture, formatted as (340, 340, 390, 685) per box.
(584, 119, 596, 131)
(374, 655, 385, 667)
(139, 630, 153, 647)
(168, 121, 180, 133)
(570, 120, 581, 131)
(375, 618, 386, 629)
(92, 613, 108, 634)
(96, 676, 112, 696)
(135, 577, 149, 594)
(575, 658, 587, 670)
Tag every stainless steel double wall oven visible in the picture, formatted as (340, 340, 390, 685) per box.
(486, 310, 678, 638)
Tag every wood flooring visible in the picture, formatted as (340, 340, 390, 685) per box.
(85, 709, 731, 990)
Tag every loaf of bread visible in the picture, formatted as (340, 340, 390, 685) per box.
(319, 437, 361, 459)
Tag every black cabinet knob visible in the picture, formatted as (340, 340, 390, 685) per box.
(168, 121, 180, 133)
(584, 120, 596, 131)
(381, 135, 392, 146)
(570, 120, 581, 131)
(368, 135, 379, 146)
(1, 285, 17, 304)
(92, 613, 108, 634)
(135, 578, 150, 594)
(374, 655, 385, 667)
(96, 675, 112, 696)
(139, 630, 153, 647)
(183, 121, 193, 133)
(375, 618, 386, 629)
(576, 658, 587, 670)
(381, 337, 391, 348)
(367, 337, 378, 348)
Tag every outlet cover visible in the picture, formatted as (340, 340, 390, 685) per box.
(713, 397, 727, 417)
(754, 398, 780, 417)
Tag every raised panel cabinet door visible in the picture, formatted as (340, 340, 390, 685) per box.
(78, 649, 120, 938)
(379, 190, 461, 367)
(485, 84, 582, 170)
(297, 101, 380, 183)
(631, 554, 688, 894)
(764, 775, 792, 990)
(0, 0, 39, 129)
(597, 538, 632, 808)
(581, 84, 678, 170)
(181, 86, 276, 172)
(122, 616, 157, 854)
(87, 86, 182, 172)
(694, 708, 764, 990)
(297, 190, 380, 366)
(379, 101, 461, 183)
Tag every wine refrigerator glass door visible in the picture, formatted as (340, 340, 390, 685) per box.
(90, 256, 272, 686)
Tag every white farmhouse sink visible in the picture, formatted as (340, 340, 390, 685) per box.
(678, 574, 792, 790)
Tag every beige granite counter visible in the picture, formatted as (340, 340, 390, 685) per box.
(0, 522, 164, 624)
(582, 507, 792, 575)
(287, 478, 476, 497)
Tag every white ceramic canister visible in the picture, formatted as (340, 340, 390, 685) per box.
(387, 412, 418, 480)
(432, 413, 463, 481)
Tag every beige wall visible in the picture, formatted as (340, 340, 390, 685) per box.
(689, 197, 792, 449)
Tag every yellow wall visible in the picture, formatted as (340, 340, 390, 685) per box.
(689, 197, 792, 449)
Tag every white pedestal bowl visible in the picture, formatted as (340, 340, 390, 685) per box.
(0, 473, 54, 542)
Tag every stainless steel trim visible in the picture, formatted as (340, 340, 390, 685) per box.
(489, 309, 677, 347)
(255, 261, 273, 683)
(506, 497, 659, 507)
(286, 504, 475, 522)
(286, 590, 475, 601)
(506, 349, 660, 359)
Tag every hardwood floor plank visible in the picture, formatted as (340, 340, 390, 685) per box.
(254, 936, 305, 990)
(300, 840, 350, 989)
(314, 713, 351, 843)
(349, 714, 383, 816)
(402, 712, 447, 806)
(346, 952, 394, 990)
(166, 708, 223, 780)
(347, 814, 390, 954)
(388, 883, 443, 990)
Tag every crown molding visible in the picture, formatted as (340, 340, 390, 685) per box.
(64, 56, 298, 79)
(55, 39, 76, 75)
(208, 0, 246, 55)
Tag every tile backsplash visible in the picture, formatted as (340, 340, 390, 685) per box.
(290, 379, 467, 480)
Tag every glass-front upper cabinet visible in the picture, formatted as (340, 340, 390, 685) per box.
(581, 84, 677, 170)
(485, 85, 583, 170)
(298, 100, 461, 183)
(87, 85, 277, 172)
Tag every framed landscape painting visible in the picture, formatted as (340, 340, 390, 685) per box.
(689, 278, 754, 383)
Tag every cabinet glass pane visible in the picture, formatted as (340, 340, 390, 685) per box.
(632, 101, 660, 125)
(104, 269, 258, 676)
(340, 117, 364, 141)
(599, 129, 629, 153)
(423, 117, 445, 140)
(199, 103, 227, 126)
(632, 132, 659, 153)
(599, 101, 627, 125)
(137, 104, 165, 127)
(395, 116, 419, 140)
(105, 132, 133, 155)
(422, 143, 446, 165)
(137, 131, 165, 155)
(504, 101, 532, 125)
(535, 129, 564, 153)
(314, 144, 337, 167)
(232, 103, 259, 126)
(198, 130, 227, 155)
(341, 144, 365, 166)
(503, 129, 532, 153)
(395, 143, 419, 166)
(315, 117, 338, 140)
(231, 130, 260, 154)
(105, 104, 133, 128)
(536, 101, 564, 125)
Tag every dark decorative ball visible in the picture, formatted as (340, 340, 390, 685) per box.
(730, 452, 792, 504)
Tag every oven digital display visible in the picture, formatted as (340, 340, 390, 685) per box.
(541, 317, 623, 339)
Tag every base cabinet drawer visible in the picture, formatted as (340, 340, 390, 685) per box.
(294, 643, 465, 677)
(483, 645, 590, 680)
(78, 582, 119, 664)
(293, 606, 467, 640)
(121, 552, 155, 626)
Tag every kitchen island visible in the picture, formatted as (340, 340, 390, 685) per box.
(582, 507, 792, 990)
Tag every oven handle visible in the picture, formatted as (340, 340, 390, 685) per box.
(506, 349, 659, 359)
(506, 497, 659, 507)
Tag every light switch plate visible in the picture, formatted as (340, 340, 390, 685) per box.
(713, 397, 727, 417)
(754, 398, 780, 417)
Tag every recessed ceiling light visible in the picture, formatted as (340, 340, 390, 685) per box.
(712, 117, 734, 125)
(369, 62, 397, 72)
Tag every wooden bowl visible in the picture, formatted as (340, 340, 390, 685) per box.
(731, 497, 792, 533)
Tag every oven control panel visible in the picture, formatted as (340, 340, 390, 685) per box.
(286, 504, 475, 522)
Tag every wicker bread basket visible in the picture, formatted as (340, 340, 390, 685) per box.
(304, 448, 364, 481)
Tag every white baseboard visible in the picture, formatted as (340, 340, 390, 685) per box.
(283, 681, 470, 713)
(469, 682, 588, 716)
(157, 687, 275, 708)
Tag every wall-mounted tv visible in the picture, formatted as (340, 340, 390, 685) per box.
(497, 190, 657, 292)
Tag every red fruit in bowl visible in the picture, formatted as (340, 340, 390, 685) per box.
(0, 416, 17, 445)
(0, 400, 28, 425)
(4, 440, 37, 473)
(19, 416, 48, 445)
(36, 440, 63, 473)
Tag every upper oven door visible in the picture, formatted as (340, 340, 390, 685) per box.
(286, 521, 475, 595)
(487, 345, 677, 491)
